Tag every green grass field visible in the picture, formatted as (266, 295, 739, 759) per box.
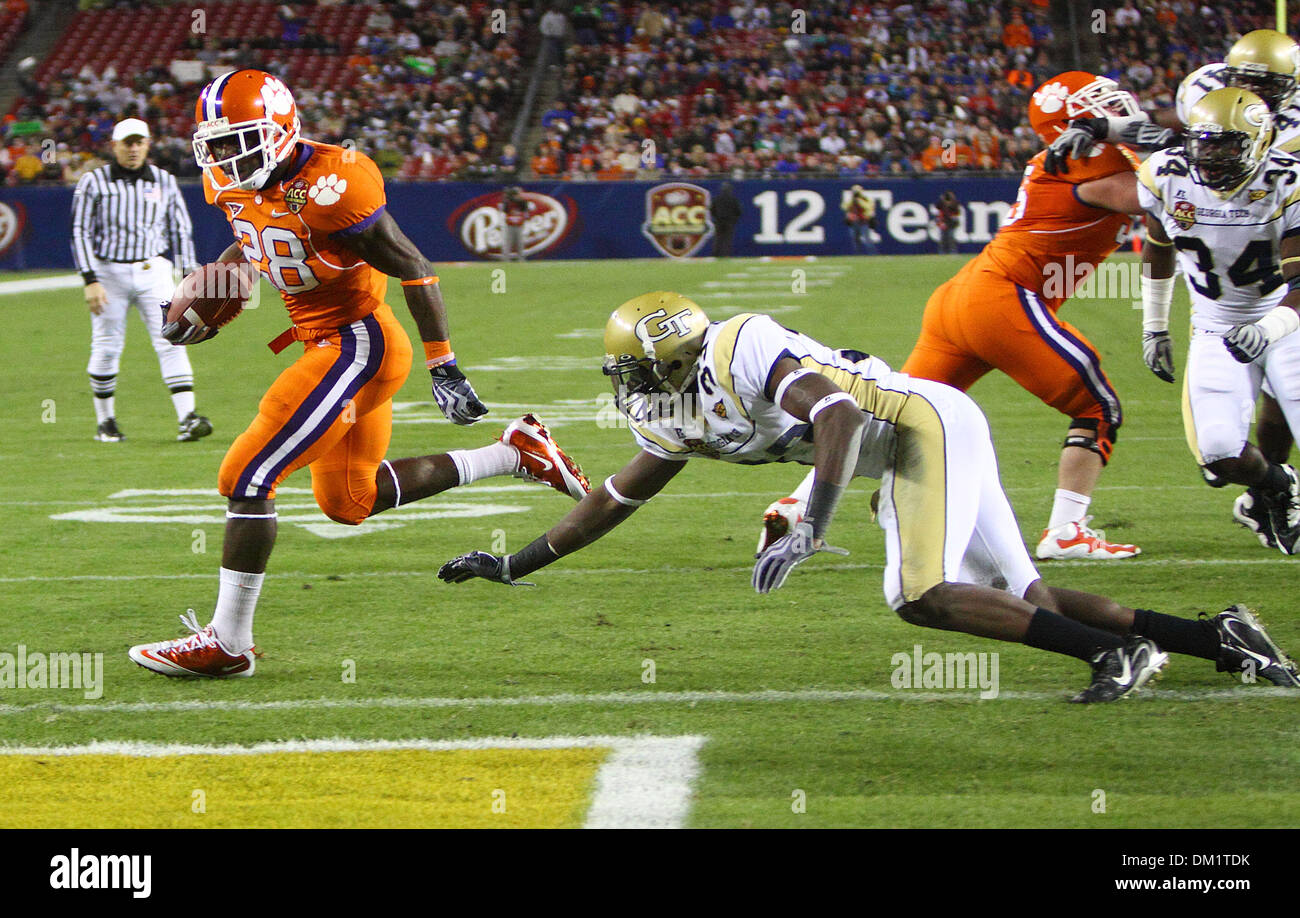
(1, 254, 1297, 828)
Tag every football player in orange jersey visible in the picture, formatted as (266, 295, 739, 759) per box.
(759, 73, 1155, 562)
(128, 70, 591, 678)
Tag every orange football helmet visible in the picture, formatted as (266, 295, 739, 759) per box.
(1029, 71, 1141, 144)
(193, 69, 301, 192)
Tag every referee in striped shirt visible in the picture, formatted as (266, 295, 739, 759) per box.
(72, 117, 212, 442)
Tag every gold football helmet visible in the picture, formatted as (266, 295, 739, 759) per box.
(1184, 87, 1274, 194)
(603, 292, 710, 422)
(1225, 29, 1300, 111)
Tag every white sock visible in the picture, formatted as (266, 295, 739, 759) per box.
(1048, 489, 1091, 530)
(447, 442, 518, 485)
(789, 469, 816, 504)
(210, 567, 264, 653)
(93, 396, 115, 424)
(171, 389, 196, 421)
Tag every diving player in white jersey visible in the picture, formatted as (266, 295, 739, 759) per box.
(438, 292, 1300, 698)
(1139, 88, 1300, 553)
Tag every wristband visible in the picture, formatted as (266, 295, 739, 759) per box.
(1141, 275, 1174, 333)
(808, 391, 858, 422)
(424, 339, 454, 369)
(82, 271, 98, 285)
(401, 275, 439, 286)
(506, 534, 560, 578)
(1256, 305, 1300, 344)
(604, 475, 649, 506)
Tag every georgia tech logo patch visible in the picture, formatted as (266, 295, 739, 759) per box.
(642, 182, 714, 258)
(1250, 189, 1268, 201)
(1172, 200, 1197, 227)
(284, 177, 309, 213)
(712, 401, 728, 419)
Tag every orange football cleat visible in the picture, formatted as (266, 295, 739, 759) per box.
(1036, 516, 1140, 560)
(129, 610, 258, 678)
(501, 413, 591, 500)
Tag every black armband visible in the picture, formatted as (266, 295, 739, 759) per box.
(804, 479, 846, 540)
(505, 534, 560, 579)
(82, 271, 98, 284)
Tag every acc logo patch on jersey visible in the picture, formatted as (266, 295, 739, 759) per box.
(284, 177, 309, 213)
(1172, 200, 1197, 227)
(642, 182, 714, 258)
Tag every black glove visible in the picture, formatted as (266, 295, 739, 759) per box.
(1141, 330, 1175, 382)
(1042, 118, 1108, 175)
(430, 362, 488, 425)
(159, 301, 218, 345)
(438, 551, 533, 586)
(1224, 323, 1268, 363)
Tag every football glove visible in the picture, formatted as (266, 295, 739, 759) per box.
(1225, 323, 1268, 363)
(159, 301, 218, 345)
(1042, 118, 1108, 175)
(437, 551, 534, 586)
(430, 362, 488, 425)
(752, 521, 848, 594)
(1142, 330, 1175, 382)
(1116, 120, 1179, 151)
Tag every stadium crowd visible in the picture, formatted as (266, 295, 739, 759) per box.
(0, 0, 1292, 185)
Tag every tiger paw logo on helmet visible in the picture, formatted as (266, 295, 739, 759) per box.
(1031, 81, 1070, 114)
(308, 174, 347, 206)
(259, 76, 294, 117)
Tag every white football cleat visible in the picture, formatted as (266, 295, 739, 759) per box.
(1036, 516, 1140, 560)
(757, 497, 807, 555)
(128, 610, 257, 678)
(502, 413, 591, 500)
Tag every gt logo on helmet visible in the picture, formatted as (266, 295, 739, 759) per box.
(635, 308, 698, 354)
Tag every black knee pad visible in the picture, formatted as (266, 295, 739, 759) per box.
(1063, 417, 1117, 465)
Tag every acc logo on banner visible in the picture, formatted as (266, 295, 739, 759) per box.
(0, 202, 27, 258)
(642, 182, 714, 258)
(449, 190, 575, 260)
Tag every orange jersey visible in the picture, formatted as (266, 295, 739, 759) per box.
(203, 141, 389, 330)
(973, 143, 1139, 310)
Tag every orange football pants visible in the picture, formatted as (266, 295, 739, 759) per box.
(901, 265, 1122, 461)
(218, 303, 413, 523)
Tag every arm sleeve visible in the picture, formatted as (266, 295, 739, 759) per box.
(70, 172, 98, 278)
(165, 171, 197, 270)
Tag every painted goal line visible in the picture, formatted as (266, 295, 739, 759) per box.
(0, 735, 706, 829)
(0, 685, 1292, 718)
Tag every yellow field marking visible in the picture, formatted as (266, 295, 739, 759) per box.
(0, 747, 607, 829)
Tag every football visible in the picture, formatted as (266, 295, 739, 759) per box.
(166, 262, 256, 338)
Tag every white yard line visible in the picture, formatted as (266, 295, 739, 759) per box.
(0, 686, 1292, 718)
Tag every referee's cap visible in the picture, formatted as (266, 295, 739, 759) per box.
(112, 118, 150, 141)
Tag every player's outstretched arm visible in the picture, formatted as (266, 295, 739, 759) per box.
(339, 209, 487, 424)
(753, 358, 862, 594)
(1074, 171, 1143, 214)
(1140, 218, 1177, 382)
(1226, 233, 1300, 363)
(438, 450, 685, 585)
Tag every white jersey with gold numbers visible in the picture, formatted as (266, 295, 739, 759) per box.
(629, 313, 912, 479)
(1137, 146, 1300, 327)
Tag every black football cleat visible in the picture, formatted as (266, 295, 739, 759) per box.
(1071, 637, 1168, 704)
(177, 412, 213, 442)
(1266, 465, 1300, 555)
(95, 418, 124, 442)
(1233, 488, 1277, 549)
(1210, 605, 1300, 688)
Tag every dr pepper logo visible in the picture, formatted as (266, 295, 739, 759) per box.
(449, 190, 574, 260)
(642, 182, 714, 258)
